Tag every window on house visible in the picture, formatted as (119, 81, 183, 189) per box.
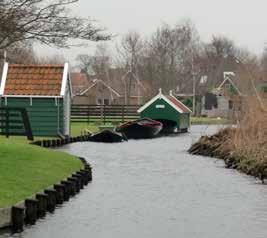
(97, 99, 102, 105)
(104, 99, 110, 105)
(229, 100, 233, 110)
(225, 83, 231, 90)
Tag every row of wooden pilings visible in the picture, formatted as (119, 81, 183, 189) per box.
(11, 157, 92, 233)
(31, 135, 92, 148)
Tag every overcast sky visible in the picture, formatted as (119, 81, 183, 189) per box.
(36, 0, 267, 64)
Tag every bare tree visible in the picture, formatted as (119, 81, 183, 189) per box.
(117, 31, 143, 104)
(260, 46, 267, 71)
(93, 43, 112, 79)
(76, 54, 94, 76)
(76, 43, 112, 78)
(0, 0, 110, 50)
(206, 35, 236, 58)
(1, 43, 36, 63)
(35, 54, 66, 64)
(142, 21, 200, 94)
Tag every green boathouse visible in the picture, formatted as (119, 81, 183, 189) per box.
(138, 89, 191, 133)
(0, 63, 72, 137)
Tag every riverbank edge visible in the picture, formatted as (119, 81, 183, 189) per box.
(0, 157, 92, 231)
(188, 128, 267, 183)
(31, 134, 92, 148)
(190, 117, 230, 125)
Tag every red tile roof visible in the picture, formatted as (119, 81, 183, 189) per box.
(4, 64, 64, 96)
(166, 95, 192, 113)
(70, 73, 92, 95)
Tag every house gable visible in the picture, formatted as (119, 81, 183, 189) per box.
(217, 74, 241, 96)
(138, 90, 192, 114)
(140, 97, 181, 122)
(80, 79, 121, 97)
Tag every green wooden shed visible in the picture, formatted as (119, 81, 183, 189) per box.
(0, 63, 72, 137)
(137, 89, 192, 133)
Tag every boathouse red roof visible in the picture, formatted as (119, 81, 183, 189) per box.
(166, 95, 192, 113)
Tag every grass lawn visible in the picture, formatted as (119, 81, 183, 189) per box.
(0, 138, 82, 208)
(71, 122, 100, 137)
(0, 123, 101, 142)
(191, 117, 230, 125)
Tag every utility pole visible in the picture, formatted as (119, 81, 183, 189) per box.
(4, 51, 7, 63)
(192, 71, 196, 116)
(191, 48, 196, 116)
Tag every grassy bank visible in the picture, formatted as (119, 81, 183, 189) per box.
(190, 117, 230, 125)
(189, 97, 267, 182)
(189, 127, 267, 182)
(0, 138, 82, 208)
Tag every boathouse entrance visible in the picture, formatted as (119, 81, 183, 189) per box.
(137, 89, 192, 133)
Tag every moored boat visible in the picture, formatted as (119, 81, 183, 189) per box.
(88, 130, 126, 143)
(116, 118, 163, 139)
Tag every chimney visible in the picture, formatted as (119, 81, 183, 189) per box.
(159, 88, 162, 99)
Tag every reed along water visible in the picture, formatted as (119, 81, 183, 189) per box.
(2, 125, 267, 238)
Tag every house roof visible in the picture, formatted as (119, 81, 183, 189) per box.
(216, 74, 242, 95)
(165, 95, 192, 113)
(80, 79, 121, 97)
(89, 68, 151, 97)
(71, 73, 92, 95)
(138, 89, 192, 114)
(0, 63, 69, 97)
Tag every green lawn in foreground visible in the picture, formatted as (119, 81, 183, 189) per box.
(0, 138, 82, 208)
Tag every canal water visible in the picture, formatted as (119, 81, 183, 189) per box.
(2, 125, 267, 238)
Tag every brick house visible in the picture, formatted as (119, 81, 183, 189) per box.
(71, 71, 150, 105)
(201, 72, 242, 118)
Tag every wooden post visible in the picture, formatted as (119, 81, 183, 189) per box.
(51, 139, 56, 147)
(122, 104, 125, 123)
(44, 189, 57, 212)
(21, 109, 34, 141)
(12, 206, 24, 232)
(77, 171, 88, 185)
(61, 180, 75, 196)
(36, 193, 48, 217)
(67, 177, 80, 193)
(100, 105, 103, 124)
(53, 184, 65, 204)
(72, 174, 84, 189)
(60, 181, 71, 201)
(25, 199, 38, 225)
(84, 165, 92, 182)
(87, 105, 90, 125)
(103, 104, 106, 124)
(6, 108, 9, 138)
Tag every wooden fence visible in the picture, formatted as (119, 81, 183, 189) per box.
(0, 107, 34, 140)
(71, 104, 141, 124)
